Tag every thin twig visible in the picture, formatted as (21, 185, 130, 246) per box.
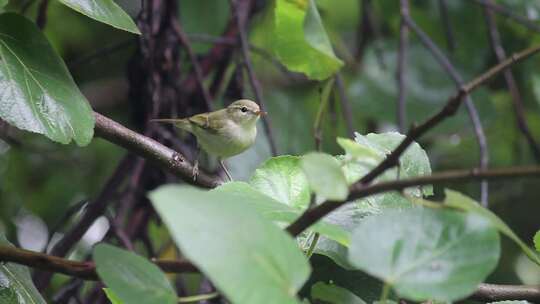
(0, 245, 197, 281)
(286, 165, 540, 236)
(438, 0, 456, 52)
(68, 39, 134, 70)
(482, 2, 540, 163)
(232, 0, 279, 156)
(471, 0, 540, 33)
(396, 0, 410, 132)
(171, 20, 213, 111)
(286, 43, 540, 236)
(404, 15, 490, 206)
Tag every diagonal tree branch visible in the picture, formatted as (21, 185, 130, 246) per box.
(286, 43, 540, 236)
(404, 14, 490, 206)
(482, 1, 540, 163)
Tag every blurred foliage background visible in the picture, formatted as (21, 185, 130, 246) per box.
(0, 0, 539, 298)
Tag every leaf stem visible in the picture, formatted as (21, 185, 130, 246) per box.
(379, 283, 391, 303)
(305, 232, 320, 259)
(178, 292, 219, 303)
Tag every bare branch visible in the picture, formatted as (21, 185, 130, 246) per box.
(482, 1, 540, 162)
(286, 166, 540, 236)
(232, 0, 279, 156)
(471, 283, 540, 302)
(438, 0, 455, 52)
(0, 245, 197, 281)
(94, 112, 221, 188)
(396, 0, 410, 132)
(471, 0, 540, 33)
(286, 43, 540, 236)
(404, 14, 490, 206)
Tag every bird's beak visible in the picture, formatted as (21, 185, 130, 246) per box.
(255, 110, 267, 116)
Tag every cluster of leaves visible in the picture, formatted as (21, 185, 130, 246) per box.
(94, 133, 537, 303)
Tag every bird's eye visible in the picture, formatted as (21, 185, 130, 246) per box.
(241, 107, 248, 113)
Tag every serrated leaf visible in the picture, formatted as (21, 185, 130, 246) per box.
(0, 13, 94, 146)
(0, 235, 46, 304)
(149, 185, 310, 304)
(301, 152, 348, 201)
(310, 281, 366, 304)
(348, 207, 500, 302)
(214, 182, 349, 246)
(271, 0, 343, 80)
(93, 244, 177, 304)
(443, 190, 540, 266)
(58, 0, 140, 34)
(250, 156, 311, 209)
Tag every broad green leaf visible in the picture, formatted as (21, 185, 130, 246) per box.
(150, 185, 311, 304)
(58, 0, 140, 34)
(0, 13, 94, 146)
(0, 236, 46, 304)
(310, 282, 366, 304)
(103, 288, 124, 304)
(250, 156, 311, 209)
(348, 207, 500, 302)
(271, 0, 343, 80)
(314, 193, 414, 269)
(346, 132, 432, 196)
(93, 244, 177, 304)
(535, 231, 540, 252)
(443, 190, 540, 266)
(214, 182, 349, 246)
(0, 0, 6, 9)
(301, 152, 348, 201)
(337, 137, 381, 162)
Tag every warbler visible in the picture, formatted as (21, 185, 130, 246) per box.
(150, 99, 264, 180)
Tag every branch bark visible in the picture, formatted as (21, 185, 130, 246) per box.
(94, 112, 221, 188)
(0, 245, 197, 281)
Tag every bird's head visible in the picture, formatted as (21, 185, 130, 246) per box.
(226, 99, 264, 127)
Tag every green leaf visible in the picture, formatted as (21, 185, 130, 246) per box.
(337, 137, 381, 162)
(58, 0, 140, 34)
(348, 207, 500, 302)
(301, 152, 348, 201)
(250, 156, 311, 209)
(0, 236, 46, 304)
(314, 193, 414, 269)
(443, 190, 540, 266)
(535, 230, 540, 252)
(488, 302, 532, 304)
(0, 0, 7, 9)
(0, 13, 94, 146)
(271, 0, 343, 80)
(214, 182, 350, 246)
(103, 288, 124, 304)
(345, 132, 432, 196)
(93, 244, 177, 304)
(310, 282, 366, 304)
(149, 185, 311, 304)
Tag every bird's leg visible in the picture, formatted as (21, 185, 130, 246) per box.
(219, 159, 233, 181)
(192, 145, 200, 181)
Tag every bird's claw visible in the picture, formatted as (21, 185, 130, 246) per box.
(192, 160, 199, 181)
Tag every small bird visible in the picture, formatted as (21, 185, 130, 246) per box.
(150, 99, 264, 180)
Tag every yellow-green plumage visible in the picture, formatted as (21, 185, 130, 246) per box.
(151, 99, 261, 159)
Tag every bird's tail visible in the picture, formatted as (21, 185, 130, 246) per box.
(149, 118, 191, 131)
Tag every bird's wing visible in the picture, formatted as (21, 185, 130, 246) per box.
(188, 110, 226, 134)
